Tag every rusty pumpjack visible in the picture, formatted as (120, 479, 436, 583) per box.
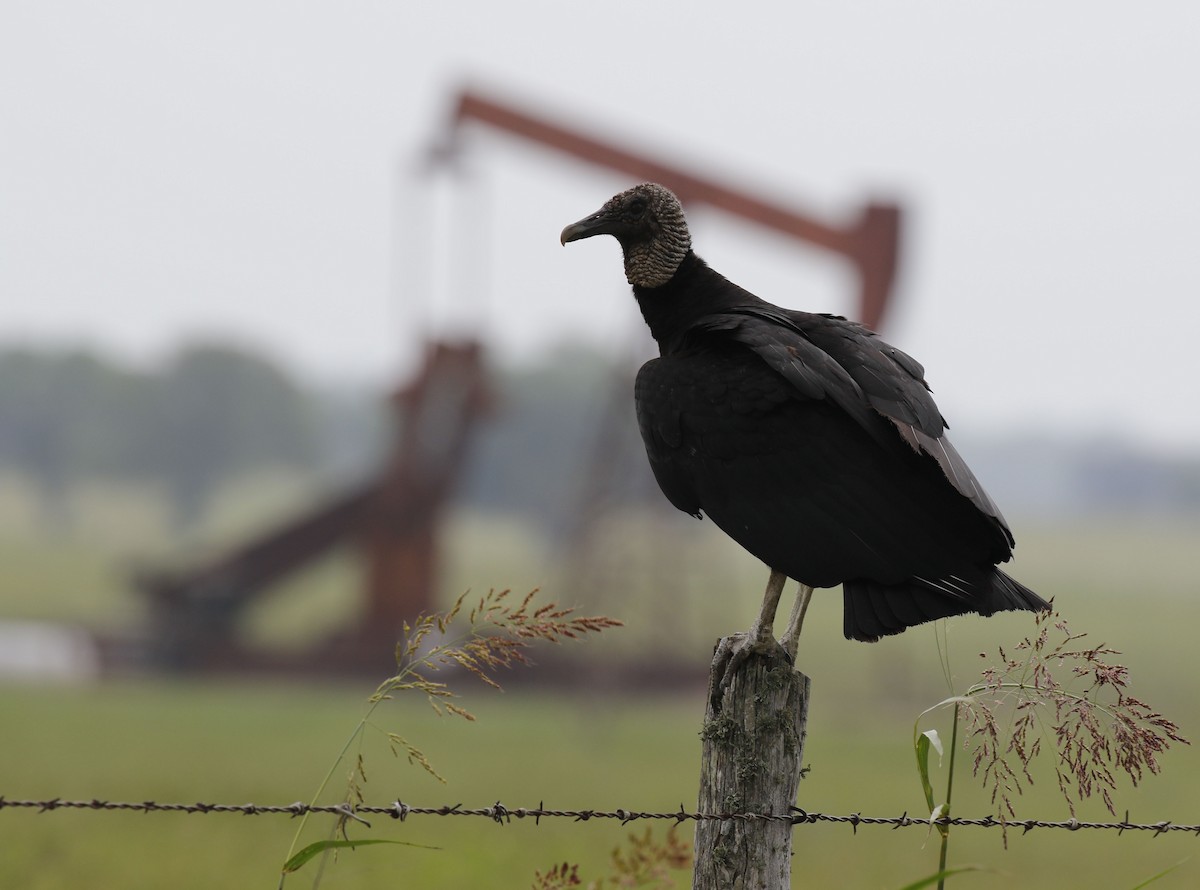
(134, 341, 489, 675)
(131, 89, 901, 676)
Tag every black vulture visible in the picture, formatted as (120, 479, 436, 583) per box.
(560, 182, 1048, 658)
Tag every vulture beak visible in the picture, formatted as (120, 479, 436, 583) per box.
(560, 209, 619, 246)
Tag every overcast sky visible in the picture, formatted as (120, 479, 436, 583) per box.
(2, 2, 1198, 450)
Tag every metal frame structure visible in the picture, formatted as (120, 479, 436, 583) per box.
(125, 89, 902, 676)
(447, 89, 902, 330)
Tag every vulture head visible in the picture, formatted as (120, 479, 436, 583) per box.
(560, 182, 691, 288)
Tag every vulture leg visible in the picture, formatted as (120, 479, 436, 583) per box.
(781, 583, 814, 662)
(746, 567, 788, 647)
(711, 568, 789, 700)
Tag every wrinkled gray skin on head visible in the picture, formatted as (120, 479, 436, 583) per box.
(560, 183, 692, 288)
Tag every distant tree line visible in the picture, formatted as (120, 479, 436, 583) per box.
(0, 343, 380, 527)
(0, 339, 646, 533)
(3, 340, 1198, 534)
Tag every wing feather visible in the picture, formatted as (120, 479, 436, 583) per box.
(700, 307, 1009, 530)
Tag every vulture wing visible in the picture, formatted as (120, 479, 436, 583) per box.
(699, 307, 1010, 535)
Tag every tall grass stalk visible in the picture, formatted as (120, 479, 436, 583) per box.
(914, 607, 1187, 887)
(277, 588, 620, 887)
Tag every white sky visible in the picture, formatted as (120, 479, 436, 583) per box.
(2, 2, 1198, 449)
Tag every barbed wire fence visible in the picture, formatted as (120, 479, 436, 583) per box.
(3, 796, 1197, 837)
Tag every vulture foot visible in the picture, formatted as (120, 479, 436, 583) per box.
(709, 631, 790, 712)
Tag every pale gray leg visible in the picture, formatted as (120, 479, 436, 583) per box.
(781, 583, 814, 662)
(711, 568, 789, 701)
(746, 568, 788, 645)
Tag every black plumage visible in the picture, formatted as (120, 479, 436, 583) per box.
(561, 183, 1048, 646)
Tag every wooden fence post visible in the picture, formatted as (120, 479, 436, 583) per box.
(693, 637, 811, 889)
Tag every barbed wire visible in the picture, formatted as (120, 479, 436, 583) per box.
(1, 796, 1196, 836)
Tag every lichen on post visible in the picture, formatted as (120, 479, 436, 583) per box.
(693, 635, 811, 890)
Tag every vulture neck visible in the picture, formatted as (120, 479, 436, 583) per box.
(633, 251, 760, 355)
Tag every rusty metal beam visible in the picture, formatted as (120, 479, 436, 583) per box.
(132, 340, 491, 674)
(447, 89, 902, 330)
(136, 484, 374, 610)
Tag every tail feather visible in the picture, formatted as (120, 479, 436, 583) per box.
(843, 569, 1049, 642)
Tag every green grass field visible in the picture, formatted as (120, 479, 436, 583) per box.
(2, 676, 1197, 889)
(2, 477, 1199, 887)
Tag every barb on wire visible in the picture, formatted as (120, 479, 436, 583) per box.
(2, 796, 1199, 836)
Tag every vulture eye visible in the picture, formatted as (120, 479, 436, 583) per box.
(627, 197, 648, 216)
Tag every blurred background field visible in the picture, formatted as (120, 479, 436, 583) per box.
(2, 663, 1198, 890)
(4, 3, 1200, 887)
(2, 250, 1199, 890)
(2, 471, 1200, 887)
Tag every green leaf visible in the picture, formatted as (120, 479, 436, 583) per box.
(915, 730, 940, 816)
(1129, 859, 1189, 889)
(914, 695, 975, 727)
(281, 838, 439, 874)
(895, 865, 987, 889)
(913, 698, 970, 825)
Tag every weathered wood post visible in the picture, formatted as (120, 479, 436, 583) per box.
(693, 636, 811, 889)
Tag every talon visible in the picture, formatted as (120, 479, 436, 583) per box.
(710, 631, 787, 710)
